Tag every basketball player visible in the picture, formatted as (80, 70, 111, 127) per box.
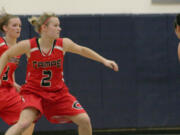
(174, 14, 180, 60)
(0, 13, 119, 135)
(0, 10, 34, 135)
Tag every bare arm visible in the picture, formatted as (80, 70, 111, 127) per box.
(178, 43, 180, 61)
(63, 38, 119, 71)
(0, 40, 30, 76)
(13, 73, 21, 92)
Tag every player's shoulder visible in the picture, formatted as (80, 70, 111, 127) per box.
(55, 38, 63, 46)
(55, 37, 63, 42)
(62, 37, 74, 45)
(62, 37, 71, 41)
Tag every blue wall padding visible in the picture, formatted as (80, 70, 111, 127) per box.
(1, 14, 180, 131)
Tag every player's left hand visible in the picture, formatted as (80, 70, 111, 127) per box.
(14, 82, 21, 92)
(103, 59, 119, 72)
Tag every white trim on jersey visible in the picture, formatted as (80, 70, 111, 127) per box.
(41, 52, 46, 56)
(0, 42, 5, 47)
(30, 47, 39, 53)
(48, 48, 53, 56)
(54, 46, 63, 51)
(62, 72, 64, 82)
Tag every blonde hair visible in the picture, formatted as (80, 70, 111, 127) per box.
(0, 8, 18, 33)
(28, 12, 57, 33)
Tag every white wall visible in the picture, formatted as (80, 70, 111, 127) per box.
(2, 0, 180, 15)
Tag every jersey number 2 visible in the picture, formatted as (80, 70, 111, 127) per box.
(41, 70, 52, 87)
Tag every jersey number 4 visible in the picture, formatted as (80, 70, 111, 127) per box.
(2, 66, 10, 81)
(41, 70, 52, 87)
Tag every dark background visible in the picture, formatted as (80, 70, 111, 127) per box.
(1, 14, 180, 132)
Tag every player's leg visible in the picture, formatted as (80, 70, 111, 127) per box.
(44, 92, 92, 135)
(22, 123, 35, 135)
(65, 113, 92, 135)
(0, 87, 22, 125)
(5, 107, 39, 135)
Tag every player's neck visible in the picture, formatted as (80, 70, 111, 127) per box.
(39, 37, 54, 48)
(4, 36, 17, 47)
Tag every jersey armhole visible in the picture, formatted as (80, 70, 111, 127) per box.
(55, 38, 65, 55)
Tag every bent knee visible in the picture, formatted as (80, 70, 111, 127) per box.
(82, 117, 91, 127)
(77, 114, 92, 127)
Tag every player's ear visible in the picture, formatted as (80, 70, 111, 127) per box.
(41, 24, 47, 32)
(2, 25, 7, 32)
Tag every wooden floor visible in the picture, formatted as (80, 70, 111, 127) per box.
(34, 128, 180, 135)
(2, 128, 180, 135)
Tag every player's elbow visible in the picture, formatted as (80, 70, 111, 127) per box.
(178, 43, 180, 61)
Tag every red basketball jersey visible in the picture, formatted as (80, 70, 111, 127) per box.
(22, 38, 68, 100)
(0, 37, 20, 87)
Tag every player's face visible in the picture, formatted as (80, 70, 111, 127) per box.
(46, 17, 61, 39)
(175, 25, 180, 39)
(4, 17, 21, 39)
